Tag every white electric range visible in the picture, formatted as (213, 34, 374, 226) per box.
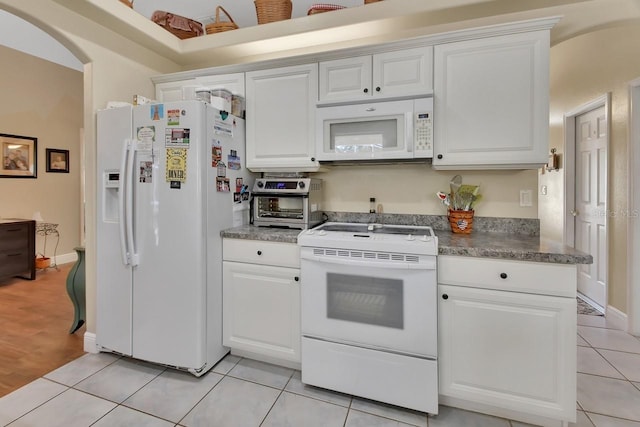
(297, 222, 439, 414)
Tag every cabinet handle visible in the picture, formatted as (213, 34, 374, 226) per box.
(363, 88, 369, 93)
(437, 154, 443, 160)
(294, 276, 299, 282)
(257, 250, 262, 255)
(442, 294, 449, 300)
(375, 86, 381, 92)
(500, 272, 508, 279)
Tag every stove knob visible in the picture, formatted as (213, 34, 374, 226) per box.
(406, 234, 415, 241)
(306, 230, 314, 235)
(318, 230, 327, 236)
(298, 181, 306, 189)
(420, 235, 430, 242)
(256, 181, 264, 188)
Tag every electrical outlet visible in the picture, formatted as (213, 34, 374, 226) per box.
(520, 190, 533, 207)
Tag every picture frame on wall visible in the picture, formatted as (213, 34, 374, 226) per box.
(46, 148, 69, 173)
(0, 133, 38, 178)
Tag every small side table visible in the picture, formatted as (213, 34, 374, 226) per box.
(66, 247, 86, 333)
(35, 222, 60, 270)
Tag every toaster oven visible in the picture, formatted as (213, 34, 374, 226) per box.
(251, 178, 323, 229)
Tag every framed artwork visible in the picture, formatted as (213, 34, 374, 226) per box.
(46, 148, 69, 173)
(0, 133, 37, 178)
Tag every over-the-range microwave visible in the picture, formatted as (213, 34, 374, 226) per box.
(315, 97, 433, 162)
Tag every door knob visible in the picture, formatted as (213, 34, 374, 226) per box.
(570, 209, 578, 217)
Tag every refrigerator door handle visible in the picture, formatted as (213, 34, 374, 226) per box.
(118, 139, 130, 266)
(125, 140, 139, 266)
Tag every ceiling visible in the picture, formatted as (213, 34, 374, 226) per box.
(0, 9, 82, 70)
(1, 0, 640, 72)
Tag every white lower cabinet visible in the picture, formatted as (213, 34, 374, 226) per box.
(438, 256, 577, 426)
(222, 239, 301, 367)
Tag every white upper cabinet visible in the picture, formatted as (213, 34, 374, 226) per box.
(155, 79, 196, 102)
(155, 73, 245, 102)
(245, 63, 319, 172)
(318, 47, 433, 103)
(432, 30, 550, 169)
(196, 73, 245, 97)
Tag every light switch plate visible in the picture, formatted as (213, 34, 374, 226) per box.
(520, 190, 533, 207)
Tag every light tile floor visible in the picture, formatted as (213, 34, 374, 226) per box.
(1, 313, 639, 427)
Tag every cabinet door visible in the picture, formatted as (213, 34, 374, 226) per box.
(319, 48, 433, 103)
(372, 47, 433, 99)
(196, 73, 245, 97)
(432, 31, 549, 169)
(319, 56, 372, 103)
(246, 64, 319, 171)
(438, 284, 576, 422)
(155, 79, 196, 102)
(223, 261, 301, 363)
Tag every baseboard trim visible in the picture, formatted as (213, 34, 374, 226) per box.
(51, 252, 78, 266)
(84, 332, 98, 353)
(606, 305, 628, 332)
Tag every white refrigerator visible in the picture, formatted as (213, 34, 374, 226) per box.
(96, 100, 252, 376)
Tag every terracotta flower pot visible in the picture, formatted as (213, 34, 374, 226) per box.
(35, 256, 51, 269)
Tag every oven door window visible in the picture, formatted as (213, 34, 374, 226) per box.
(326, 273, 403, 329)
(256, 196, 304, 219)
(328, 117, 404, 154)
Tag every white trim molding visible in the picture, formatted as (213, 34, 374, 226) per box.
(628, 78, 640, 336)
(84, 331, 98, 353)
(562, 93, 611, 314)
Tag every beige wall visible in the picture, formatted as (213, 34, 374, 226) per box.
(317, 165, 538, 218)
(0, 44, 83, 258)
(540, 23, 640, 313)
(0, 1, 183, 335)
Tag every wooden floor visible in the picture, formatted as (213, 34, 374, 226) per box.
(0, 263, 86, 397)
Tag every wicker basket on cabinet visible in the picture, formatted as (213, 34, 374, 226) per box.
(206, 6, 239, 34)
(254, 0, 292, 24)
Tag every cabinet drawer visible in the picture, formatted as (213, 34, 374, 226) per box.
(223, 239, 300, 268)
(0, 224, 29, 251)
(0, 251, 30, 277)
(438, 256, 576, 298)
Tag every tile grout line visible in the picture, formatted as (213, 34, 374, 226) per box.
(257, 368, 295, 426)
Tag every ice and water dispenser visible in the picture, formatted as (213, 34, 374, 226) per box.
(103, 170, 120, 222)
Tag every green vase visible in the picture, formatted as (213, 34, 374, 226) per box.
(66, 247, 86, 333)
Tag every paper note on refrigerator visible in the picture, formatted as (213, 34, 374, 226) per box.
(165, 148, 187, 182)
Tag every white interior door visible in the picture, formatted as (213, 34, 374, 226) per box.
(575, 106, 607, 309)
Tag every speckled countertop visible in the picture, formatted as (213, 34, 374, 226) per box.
(221, 225, 302, 243)
(221, 212, 593, 265)
(436, 230, 592, 264)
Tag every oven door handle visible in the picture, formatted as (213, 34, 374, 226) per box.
(300, 252, 436, 270)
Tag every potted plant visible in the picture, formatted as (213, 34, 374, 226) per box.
(437, 178, 481, 234)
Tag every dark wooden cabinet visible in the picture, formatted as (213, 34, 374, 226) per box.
(0, 219, 36, 281)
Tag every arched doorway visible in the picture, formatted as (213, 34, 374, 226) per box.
(0, 6, 87, 396)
